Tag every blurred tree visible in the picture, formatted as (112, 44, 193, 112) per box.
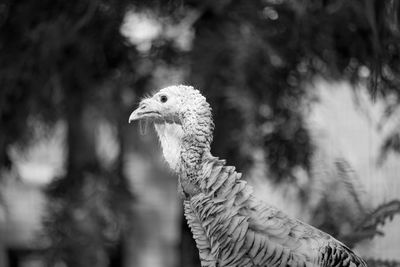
(0, 0, 135, 266)
(3, 0, 400, 266)
(187, 0, 400, 181)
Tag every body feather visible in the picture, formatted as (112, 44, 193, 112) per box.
(184, 156, 368, 267)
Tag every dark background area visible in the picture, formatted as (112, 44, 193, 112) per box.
(1, 0, 400, 266)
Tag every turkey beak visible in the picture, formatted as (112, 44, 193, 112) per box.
(128, 108, 141, 123)
(129, 99, 160, 123)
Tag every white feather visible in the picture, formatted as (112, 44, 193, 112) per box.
(154, 122, 184, 171)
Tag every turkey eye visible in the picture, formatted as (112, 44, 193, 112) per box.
(160, 95, 168, 103)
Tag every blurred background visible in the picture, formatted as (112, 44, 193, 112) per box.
(1, 0, 400, 267)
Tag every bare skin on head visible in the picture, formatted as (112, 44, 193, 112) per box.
(129, 85, 367, 267)
(129, 85, 214, 195)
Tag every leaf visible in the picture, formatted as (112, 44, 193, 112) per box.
(341, 199, 400, 246)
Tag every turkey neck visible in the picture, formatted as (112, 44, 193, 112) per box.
(178, 101, 214, 197)
(153, 95, 214, 197)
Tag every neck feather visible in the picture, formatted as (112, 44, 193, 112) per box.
(154, 109, 213, 174)
(182, 154, 246, 199)
(178, 103, 213, 171)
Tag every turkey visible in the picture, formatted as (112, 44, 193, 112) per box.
(129, 85, 367, 267)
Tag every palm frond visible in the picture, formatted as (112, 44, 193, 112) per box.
(342, 200, 400, 246)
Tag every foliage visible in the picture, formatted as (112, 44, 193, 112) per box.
(2, 0, 400, 266)
(0, 0, 136, 266)
(44, 171, 133, 267)
(184, 0, 400, 181)
(0, 0, 132, 167)
(350, 200, 400, 244)
(379, 128, 400, 164)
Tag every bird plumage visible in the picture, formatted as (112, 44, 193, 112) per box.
(129, 85, 368, 267)
(185, 156, 367, 267)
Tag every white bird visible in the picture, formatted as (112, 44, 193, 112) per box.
(129, 85, 368, 267)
